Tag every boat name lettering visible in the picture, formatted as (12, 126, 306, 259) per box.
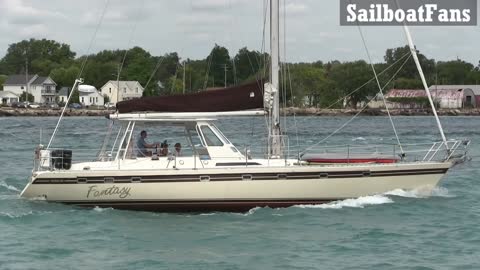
(86, 185, 131, 199)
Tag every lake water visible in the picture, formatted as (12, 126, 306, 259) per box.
(0, 116, 478, 270)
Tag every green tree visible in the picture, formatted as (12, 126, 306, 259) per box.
(20, 91, 34, 102)
(206, 44, 232, 88)
(50, 66, 81, 88)
(384, 46, 435, 83)
(233, 47, 266, 83)
(0, 39, 75, 75)
(329, 60, 378, 108)
(0, 75, 7, 90)
(289, 64, 338, 107)
(436, 60, 475, 85)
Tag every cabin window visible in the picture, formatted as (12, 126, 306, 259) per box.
(109, 88, 111, 94)
(136, 87, 138, 93)
(212, 124, 231, 144)
(200, 126, 224, 146)
(21, 86, 24, 90)
(186, 126, 204, 147)
(124, 87, 127, 93)
(81, 97, 84, 103)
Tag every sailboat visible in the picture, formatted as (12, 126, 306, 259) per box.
(20, 1, 469, 212)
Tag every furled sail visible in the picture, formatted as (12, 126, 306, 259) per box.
(117, 80, 265, 113)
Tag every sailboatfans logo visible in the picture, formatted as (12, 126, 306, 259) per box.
(340, 0, 477, 26)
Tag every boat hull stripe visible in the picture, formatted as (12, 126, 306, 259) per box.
(32, 168, 448, 184)
(56, 199, 337, 212)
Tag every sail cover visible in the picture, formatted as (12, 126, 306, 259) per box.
(117, 80, 265, 113)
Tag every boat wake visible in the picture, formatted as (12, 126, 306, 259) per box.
(93, 206, 114, 213)
(296, 195, 393, 209)
(235, 207, 262, 216)
(294, 187, 452, 210)
(0, 180, 21, 193)
(385, 187, 453, 198)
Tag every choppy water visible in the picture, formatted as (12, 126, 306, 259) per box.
(0, 116, 478, 270)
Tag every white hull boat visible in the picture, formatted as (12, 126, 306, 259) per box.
(22, 159, 450, 212)
(20, 0, 469, 212)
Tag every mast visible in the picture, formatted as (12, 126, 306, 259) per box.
(269, 0, 282, 158)
(402, 25, 448, 146)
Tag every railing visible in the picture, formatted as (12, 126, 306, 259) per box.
(41, 90, 56, 95)
(33, 139, 470, 172)
(299, 139, 470, 164)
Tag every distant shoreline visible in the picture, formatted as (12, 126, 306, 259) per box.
(1, 107, 480, 117)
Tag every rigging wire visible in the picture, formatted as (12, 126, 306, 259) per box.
(260, 0, 269, 79)
(317, 51, 410, 113)
(116, 0, 146, 104)
(356, 23, 405, 154)
(286, 62, 300, 151)
(170, 62, 181, 94)
(144, 57, 165, 93)
(303, 53, 412, 153)
(281, 0, 287, 138)
(203, 53, 214, 90)
(227, 0, 238, 86)
(47, 0, 110, 149)
(77, 0, 111, 79)
(259, 0, 270, 150)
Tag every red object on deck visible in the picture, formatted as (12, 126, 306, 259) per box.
(302, 153, 400, 164)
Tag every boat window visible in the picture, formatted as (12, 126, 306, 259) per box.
(200, 126, 224, 146)
(186, 125, 205, 148)
(212, 124, 232, 145)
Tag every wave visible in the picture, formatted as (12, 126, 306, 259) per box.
(0, 211, 34, 219)
(199, 213, 217, 216)
(385, 187, 453, 198)
(352, 137, 367, 142)
(235, 206, 262, 216)
(0, 180, 21, 193)
(26, 196, 47, 201)
(93, 206, 113, 213)
(295, 194, 393, 209)
(0, 210, 57, 219)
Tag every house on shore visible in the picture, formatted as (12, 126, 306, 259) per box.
(3, 75, 57, 103)
(100, 81, 144, 105)
(0, 91, 19, 105)
(429, 85, 478, 108)
(371, 86, 478, 109)
(58, 86, 104, 107)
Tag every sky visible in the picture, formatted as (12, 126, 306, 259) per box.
(0, 0, 479, 65)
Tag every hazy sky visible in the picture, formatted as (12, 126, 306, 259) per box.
(0, 0, 479, 64)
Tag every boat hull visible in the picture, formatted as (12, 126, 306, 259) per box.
(20, 162, 450, 212)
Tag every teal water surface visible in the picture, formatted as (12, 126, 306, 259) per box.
(0, 116, 478, 270)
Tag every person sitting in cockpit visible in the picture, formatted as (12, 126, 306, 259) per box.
(159, 140, 169, 156)
(136, 130, 158, 157)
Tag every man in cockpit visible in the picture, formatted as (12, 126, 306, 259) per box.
(137, 130, 158, 157)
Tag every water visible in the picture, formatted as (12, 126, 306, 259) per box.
(0, 116, 479, 270)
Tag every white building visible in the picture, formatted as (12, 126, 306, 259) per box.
(429, 85, 478, 108)
(100, 81, 144, 105)
(0, 91, 19, 105)
(58, 86, 104, 107)
(3, 74, 57, 103)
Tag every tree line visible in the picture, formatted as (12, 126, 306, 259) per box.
(1, 38, 480, 108)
